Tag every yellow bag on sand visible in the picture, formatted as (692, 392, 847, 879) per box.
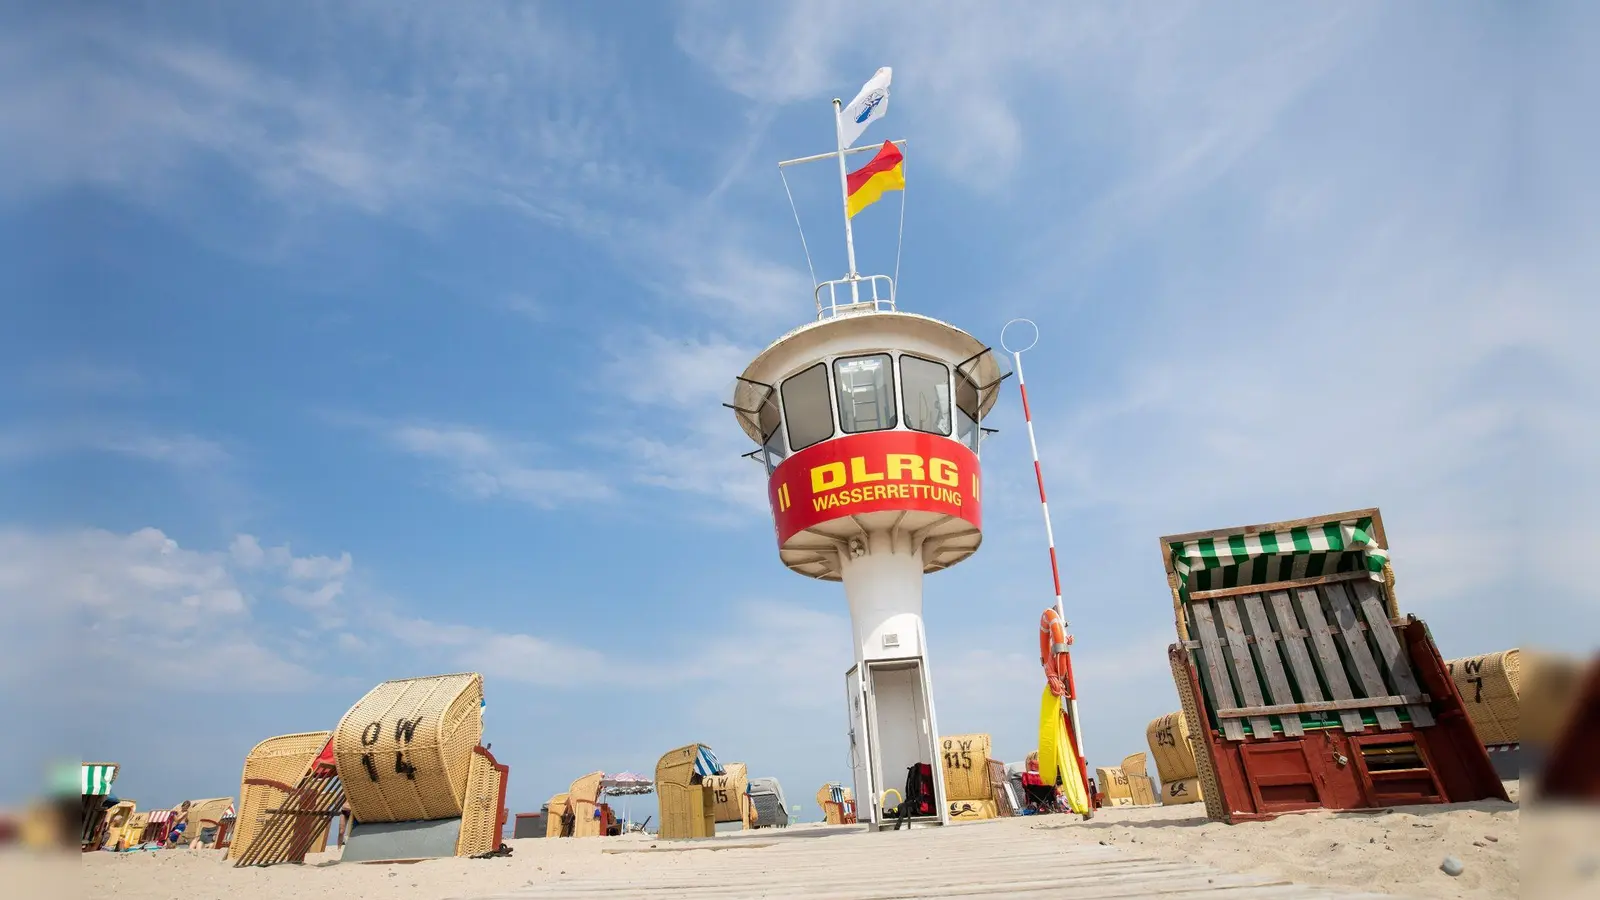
(1038, 687, 1091, 815)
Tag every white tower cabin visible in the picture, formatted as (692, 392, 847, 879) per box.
(729, 279, 1005, 828)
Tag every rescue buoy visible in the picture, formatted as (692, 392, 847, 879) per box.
(1039, 608, 1075, 698)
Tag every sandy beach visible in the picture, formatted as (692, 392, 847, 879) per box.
(70, 786, 1523, 900)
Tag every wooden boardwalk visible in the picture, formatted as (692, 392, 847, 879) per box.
(474, 819, 1405, 899)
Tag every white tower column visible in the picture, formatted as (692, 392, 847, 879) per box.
(837, 530, 926, 663)
(835, 529, 947, 827)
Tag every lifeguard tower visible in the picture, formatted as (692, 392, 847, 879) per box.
(728, 69, 1006, 828)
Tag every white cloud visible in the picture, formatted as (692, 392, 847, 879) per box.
(229, 534, 265, 568)
(674, 0, 846, 106)
(675, 600, 852, 709)
(378, 614, 619, 689)
(223, 533, 354, 617)
(500, 293, 548, 322)
(0, 527, 247, 625)
(604, 333, 757, 409)
(0, 527, 308, 693)
(0, 7, 628, 217)
(0, 422, 228, 467)
(23, 361, 150, 395)
(282, 581, 344, 610)
(675, 244, 814, 327)
(285, 551, 353, 582)
(591, 331, 770, 517)
(375, 420, 615, 509)
(389, 424, 505, 461)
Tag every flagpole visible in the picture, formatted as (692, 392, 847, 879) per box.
(1004, 317, 1090, 813)
(832, 98, 861, 304)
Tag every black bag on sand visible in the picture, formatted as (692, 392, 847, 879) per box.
(893, 762, 936, 830)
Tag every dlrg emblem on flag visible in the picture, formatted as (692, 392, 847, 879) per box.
(839, 67, 892, 149)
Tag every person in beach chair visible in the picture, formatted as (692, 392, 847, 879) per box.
(1020, 753, 1060, 813)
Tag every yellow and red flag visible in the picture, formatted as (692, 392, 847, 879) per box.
(846, 140, 904, 218)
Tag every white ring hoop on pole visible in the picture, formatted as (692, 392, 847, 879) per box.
(1000, 318, 1039, 355)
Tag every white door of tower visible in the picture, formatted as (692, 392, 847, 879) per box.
(845, 664, 875, 824)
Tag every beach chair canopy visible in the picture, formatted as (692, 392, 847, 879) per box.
(748, 777, 785, 801)
(601, 772, 655, 796)
(693, 746, 725, 779)
(82, 763, 119, 796)
(1165, 510, 1389, 603)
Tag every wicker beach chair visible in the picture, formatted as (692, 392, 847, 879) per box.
(454, 746, 509, 857)
(655, 744, 722, 839)
(332, 673, 484, 825)
(182, 798, 234, 849)
(121, 811, 150, 849)
(1163, 508, 1507, 821)
(746, 777, 789, 828)
(568, 772, 605, 838)
(231, 735, 346, 867)
(95, 800, 135, 850)
(704, 762, 753, 829)
(544, 793, 570, 838)
(79, 762, 119, 850)
(816, 783, 856, 825)
(228, 731, 332, 861)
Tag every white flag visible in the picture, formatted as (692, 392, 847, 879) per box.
(839, 67, 892, 149)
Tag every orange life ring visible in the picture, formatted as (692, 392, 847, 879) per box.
(1038, 608, 1075, 698)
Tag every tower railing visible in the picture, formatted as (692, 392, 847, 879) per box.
(815, 274, 896, 320)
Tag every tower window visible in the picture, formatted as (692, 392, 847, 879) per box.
(834, 354, 897, 434)
(900, 355, 951, 436)
(781, 363, 835, 451)
(956, 369, 982, 451)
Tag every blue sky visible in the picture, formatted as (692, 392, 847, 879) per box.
(2, 1, 1593, 821)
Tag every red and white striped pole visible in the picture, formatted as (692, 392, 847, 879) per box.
(1002, 319, 1088, 784)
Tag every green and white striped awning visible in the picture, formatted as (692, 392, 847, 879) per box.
(1168, 515, 1388, 602)
(82, 763, 119, 795)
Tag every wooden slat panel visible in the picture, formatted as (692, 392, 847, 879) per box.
(1266, 590, 1331, 717)
(1319, 583, 1402, 730)
(1240, 594, 1303, 736)
(1349, 580, 1435, 727)
(1216, 598, 1275, 739)
(1293, 587, 1365, 732)
(1190, 570, 1371, 602)
(1216, 694, 1430, 718)
(1180, 617, 1384, 651)
(1190, 602, 1245, 741)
